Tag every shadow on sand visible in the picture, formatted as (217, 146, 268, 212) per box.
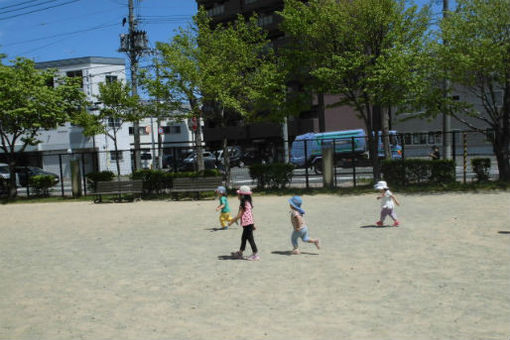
(217, 254, 244, 260)
(360, 224, 396, 229)
(498, 231, 510, 234)
(204, 227, 231, 232)
(271, 250, 319, 256)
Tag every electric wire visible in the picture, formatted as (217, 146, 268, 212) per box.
(0, 0, 61, 15)
(0, 0, 79, 21)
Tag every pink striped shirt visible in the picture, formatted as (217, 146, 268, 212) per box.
(241, 201, 254, 226)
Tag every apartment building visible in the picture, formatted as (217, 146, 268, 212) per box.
(7, 56, 196, 177)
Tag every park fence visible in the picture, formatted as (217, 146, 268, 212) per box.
(0, 129, 501, 198)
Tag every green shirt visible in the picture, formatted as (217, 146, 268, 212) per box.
(219, 196, 230, 213)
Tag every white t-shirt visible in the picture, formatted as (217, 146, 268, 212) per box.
(380, 190, 394, 209)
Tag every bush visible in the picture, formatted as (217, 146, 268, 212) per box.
(249, 163, 295, 189)
(131, 169, 172, 194)
(381, 159, 455, 186)
(131, 169, 223, 194)
(471, 158, 491, 182)
(29, 175, 56, 196)
(86, 171, 115, 190)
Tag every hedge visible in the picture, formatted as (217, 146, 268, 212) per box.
(249, 163, 295, 189)
(29, 175, 56, 196)
(85, 171, 115, 190)
(381, 159, 455, 186)
(471, 158, 491, 182)
(131, 169, 222, 194)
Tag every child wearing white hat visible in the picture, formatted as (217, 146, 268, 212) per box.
(228, 185, 259, 261)
(289, 196, 320, 254)
(374, 181, 401, 227)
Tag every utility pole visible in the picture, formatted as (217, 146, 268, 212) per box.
(442, 0, 452, 160)
(119, 0, 147, 170)
(128, 0, 141, 170)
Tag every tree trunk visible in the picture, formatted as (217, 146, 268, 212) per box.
(195, 118, 204, 172)
(494, 128, 510, 181)
(222, 137, 231, 188)
(382, 106, 391, 159)
(113, 128, 121, 179)
(8, 158, 17, 199)
(368, 133, 381, 181)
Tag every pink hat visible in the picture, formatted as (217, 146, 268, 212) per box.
(236, 185, 252, 195)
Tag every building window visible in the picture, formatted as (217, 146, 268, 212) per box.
(110, 151, 123, 161)
(66, 70, 83, 88)
(107, 118, 121, 128)
(168, 125, 181, 134)
(207, 3, 225, 16)
(258, 13, 273, 27)
(412, 132, 427, 145)
(105, 75, 117, 83)
(128, 126, 149, 135)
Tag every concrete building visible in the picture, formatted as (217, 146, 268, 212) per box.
(3, 56, 197, 178)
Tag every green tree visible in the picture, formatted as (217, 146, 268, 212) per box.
(433, 0, 510, 181)
(74, 80, 142, 177)
(143, 9, 286, 181)
(279, 0, 430, 179)
(0, 57, 86, 198)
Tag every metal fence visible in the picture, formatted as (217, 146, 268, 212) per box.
(0, 130, 501, 198)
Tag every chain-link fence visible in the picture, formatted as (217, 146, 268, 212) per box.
(0, 129, 502, 198)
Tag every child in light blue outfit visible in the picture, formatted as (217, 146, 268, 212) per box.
(288, 196, 320, 255)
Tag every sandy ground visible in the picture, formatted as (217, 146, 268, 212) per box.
(0, 191, 509, 340)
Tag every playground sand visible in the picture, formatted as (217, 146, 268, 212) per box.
(0, 192, 509, 340)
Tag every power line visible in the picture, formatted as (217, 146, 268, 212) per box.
(0, 0, 60, 15)
(0, 0, 48, 10)
(2, 22, 119, 47)
(0, 0, 79, 21)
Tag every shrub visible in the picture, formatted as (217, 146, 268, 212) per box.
(471, 158, 491, 182)
(131, 169, 223, 194)
(29, 175, 56, 196)
(381, 159, 455, 186)
(131, 169, 171, 194)
(86, 171, 115, 190)
(248, 164, 269, 189)
(249, 163, 295, 189)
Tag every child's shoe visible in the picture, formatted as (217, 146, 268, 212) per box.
(247, 254, 260, 261)
(393, 221, 400, 227)
(376, 221, 384, 226)
(231, 251, 243, 259)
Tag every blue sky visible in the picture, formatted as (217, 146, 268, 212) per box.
(0, 0, 445, 65)
(0, 0, 197, 64)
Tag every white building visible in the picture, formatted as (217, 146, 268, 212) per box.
(24, 56, 197, 177)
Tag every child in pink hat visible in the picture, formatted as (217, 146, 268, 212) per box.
(229, 185, 259, 260)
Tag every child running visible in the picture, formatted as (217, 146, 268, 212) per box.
(215, 186, 233, 230)
(228, 185, 259, 261)
(289, 196, 320, 255)
(374, 180, 401, 227)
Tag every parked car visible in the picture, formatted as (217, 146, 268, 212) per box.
(14, 166, 59, 187)
(0, 163, 9, 194)
(215, 146, 243, 167)
(0, 163, 9, 180)
(179, 151, 219, 171)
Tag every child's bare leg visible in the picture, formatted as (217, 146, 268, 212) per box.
(306, 239, 320, 249)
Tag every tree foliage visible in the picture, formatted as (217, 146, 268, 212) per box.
(74, 80, 143, 177)
(433, 0, 510, 181)
(142, 8, 286, 176)
(0, 57, 86, 198)
(280, 0, 431, 178)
